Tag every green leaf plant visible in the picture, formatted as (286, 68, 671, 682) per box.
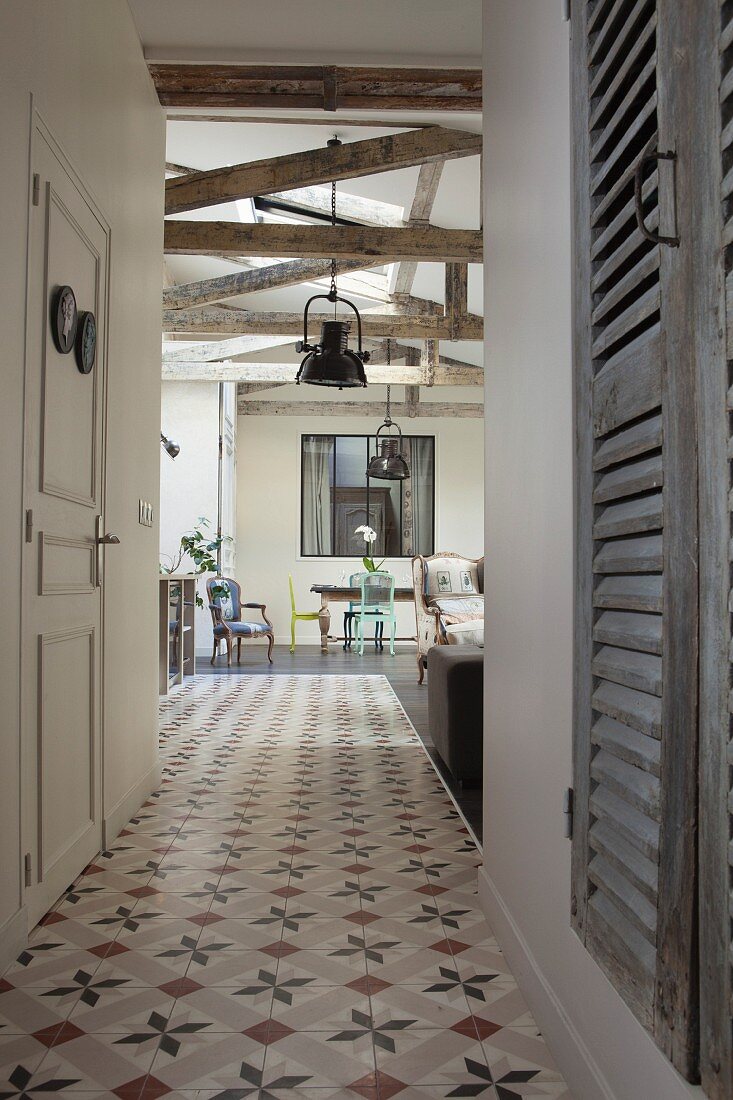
(160, 517, 232, 607)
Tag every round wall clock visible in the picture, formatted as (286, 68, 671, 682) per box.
(52, 285, 78, 354)
(75, 311, 97, 374)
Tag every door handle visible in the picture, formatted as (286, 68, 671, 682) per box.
(95, 516, 120, 586)
(633, 149, 680, 247)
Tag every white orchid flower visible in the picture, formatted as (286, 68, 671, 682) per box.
(355, 525, 377, 544)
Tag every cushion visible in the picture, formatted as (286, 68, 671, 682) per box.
(446, 619, 484, 646)
(213, 621, 270, 637)
(424, 556, 480, 597)
(427, 596, 484, 618)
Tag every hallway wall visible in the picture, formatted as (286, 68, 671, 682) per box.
(0, 0, 164, 965)
(236, 398, 484, 645)
(479, 3, 700, 1099)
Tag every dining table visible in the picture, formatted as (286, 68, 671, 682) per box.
(310, 583, 415, 653)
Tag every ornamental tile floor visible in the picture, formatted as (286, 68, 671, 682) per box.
(0, 675, 571, 1099)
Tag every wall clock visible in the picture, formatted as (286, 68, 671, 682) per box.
(75, 311, 96, 374)
(51, 285, 77, 354)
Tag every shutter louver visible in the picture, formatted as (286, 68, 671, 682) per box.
(572, 0, 699, 1078)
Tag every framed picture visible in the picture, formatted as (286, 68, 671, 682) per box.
(460, 571, 475, 593)
(437, 570, 452, 592)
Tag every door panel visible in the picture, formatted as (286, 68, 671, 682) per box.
(22, 118, 109, 928)
(41, 188, 100, 506)
(38, 627, 96, 875)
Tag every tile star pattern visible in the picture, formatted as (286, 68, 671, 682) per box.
(0, 674, 571, 1098)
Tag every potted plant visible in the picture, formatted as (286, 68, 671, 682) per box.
(160, 517, 231, 607)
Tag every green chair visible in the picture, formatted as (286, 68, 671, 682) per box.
(288, 574, 321, 653)
(355, 571, 397, 657)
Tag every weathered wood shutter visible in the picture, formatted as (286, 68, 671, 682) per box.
(571, 0, 699, 1078)
(698, 2, 733, 1097)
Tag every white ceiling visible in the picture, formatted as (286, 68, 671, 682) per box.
(128, 0, 482, 66)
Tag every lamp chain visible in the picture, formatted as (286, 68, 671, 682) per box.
(330, 178, 337, 311)
(386, 339, 392, 422)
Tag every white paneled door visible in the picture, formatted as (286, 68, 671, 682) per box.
(21, 119, 111, 927)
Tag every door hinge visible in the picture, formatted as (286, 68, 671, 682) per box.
(563, 788, 574, 839)
(25, 509, 34, 543)
(24, 852, 32, 887)
(32, 173, 40, 206)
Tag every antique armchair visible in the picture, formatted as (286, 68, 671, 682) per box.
(412, 552, 484, 683)
(207, 576, 274, 666)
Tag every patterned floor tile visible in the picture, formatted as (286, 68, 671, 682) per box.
(0, 676, 570, 1099)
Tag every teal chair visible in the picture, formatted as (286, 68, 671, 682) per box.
(355, 572, 397, 656)
(289, 574, 321, 653)
(344, 572, 384, 650)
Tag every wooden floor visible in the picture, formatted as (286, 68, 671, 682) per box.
(196, 644, 483, 840)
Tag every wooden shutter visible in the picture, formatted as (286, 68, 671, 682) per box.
(698, 2, 733, 1097)
(571, 0, 699, 1079)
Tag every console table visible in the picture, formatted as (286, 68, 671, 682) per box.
(159, 574, 197, 694)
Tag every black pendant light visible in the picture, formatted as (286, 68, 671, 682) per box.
(366, 341, 411, 481)
(295, 138, 370, 390)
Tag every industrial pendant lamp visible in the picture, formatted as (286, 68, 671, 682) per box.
(295, 137, 370, 390)
(366, 341, 411, 481)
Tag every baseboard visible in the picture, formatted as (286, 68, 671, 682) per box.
(478, 866, 614, 1100)
(103, 761, 161, 848)
(0, 907, 28, 976)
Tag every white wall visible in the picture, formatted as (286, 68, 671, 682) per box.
(480, 4, 700, 1100)
(235, 395, 483, 647)
(0, 0, 163, 960)
(160, 381, 221, 649)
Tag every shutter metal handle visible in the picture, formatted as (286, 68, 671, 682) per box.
(633, 150, 680, 247)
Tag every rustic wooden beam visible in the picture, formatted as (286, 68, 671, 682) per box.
(149, 65, 482, 114)
(405, 386, 421, 418)
(237, 399, 483, 417)
(164, 127, 481, 214)
(421, 339, 439, 386)
(163, 257, 382, 310)
(162, 360, 482, 386)
(164, 221, 482, 263)
(163, 306, 483, 340)
(445, 263, 469, 340)
(165, 113, 434, 128)
(393, 161, 445, 297)
(162, 334, 294, 366)
(165, 160, 407, 227)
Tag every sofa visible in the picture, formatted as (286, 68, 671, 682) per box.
(412, 552, 484, 683)
(428, 644, 483, 784)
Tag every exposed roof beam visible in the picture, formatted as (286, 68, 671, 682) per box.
(445, 263, 469, 340)
(166, 113, 434, 128)
(150, 65, 482, 114)
(162, 334, 294, 366)
(393, 161, 445, 297)
(238, 399, 483, 418)
(164, 127, 481, 214)
(163, 306, 483, 340)
(163, 257, 382, 310)
(164, 222, 482, 263)
(162, 360, 481, 386)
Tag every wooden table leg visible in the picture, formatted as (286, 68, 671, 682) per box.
(319, 594, 331, 653)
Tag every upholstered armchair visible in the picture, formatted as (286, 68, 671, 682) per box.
(207, 576, 274, 666)
(412, 553, 484, 683)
